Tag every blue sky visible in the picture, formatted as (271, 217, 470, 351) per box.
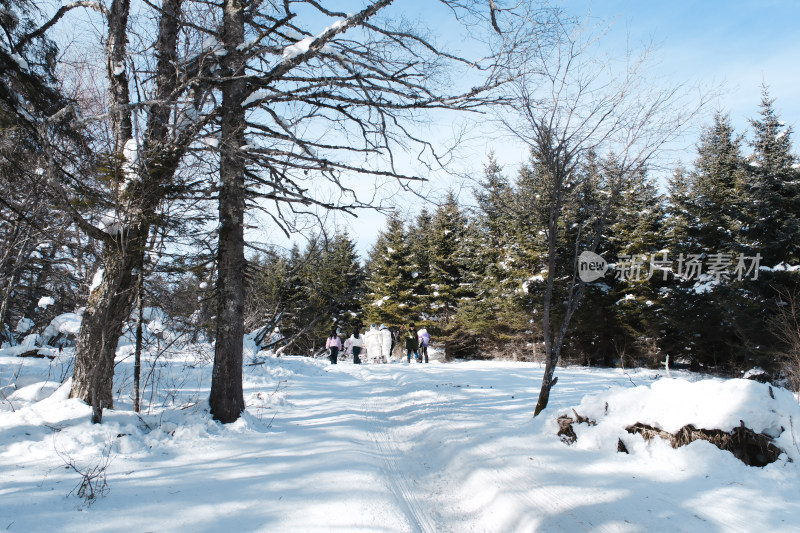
(572, 0, 800, 133)
(261, 0, 800, 256)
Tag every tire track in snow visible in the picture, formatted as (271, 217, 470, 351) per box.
(362, 375, 438, 533)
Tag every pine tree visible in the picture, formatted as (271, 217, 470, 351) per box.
(474, 154, 512, 246)
(463, 156, 513, 315)
(664, 163, 693, 254)
(744, 87, 800, 265)
(605, 165, 665, 260)
(659, 105, 791, 372)
(424, 192, 470, 357)
(0, 0, 64, 126)
(363, 212, 415, 327)
(427, 192, 467, 321)
(603, 166, 667, 366)
(280, 242, 318, 351)
(454, 156, 532, 357)
(321, 232, 366, 332)
(561, 153, 617, 365)
(511, 157, 551, 281)
(407, 208, 434, 321)
(689, 112, 747, 254)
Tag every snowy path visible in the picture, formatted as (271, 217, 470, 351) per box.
(2, 353, 799, 532)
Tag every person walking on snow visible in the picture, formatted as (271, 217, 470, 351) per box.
(326, 328, 341, 365)
(417, 327, 430, 363)
(405, 324, 419, 363)
(379, 324, 392, 363)
(363, 324, 382, 364)
(348, 327, 364, 364)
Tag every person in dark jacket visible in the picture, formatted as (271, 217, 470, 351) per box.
(405, 324, 419, 363)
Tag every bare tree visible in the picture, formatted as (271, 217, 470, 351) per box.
(17, 0, 543, 424)
(207, 0, 537, 422)
(500, 16, 707, 415)
(18, 0, 220, 422)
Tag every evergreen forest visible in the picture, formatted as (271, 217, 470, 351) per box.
(243, 92, 800, 379)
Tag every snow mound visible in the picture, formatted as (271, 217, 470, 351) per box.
(40, 312, 82, 344)
(553, 378, 800, 463)
(7, 381, 62, 402)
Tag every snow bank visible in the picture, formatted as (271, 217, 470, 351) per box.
(40, 312, 82, 344)
(7, 381, 62, 402)
(555, 378, 800, 462)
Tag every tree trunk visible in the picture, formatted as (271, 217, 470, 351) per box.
(0, 271, 17, 343)
(534, 177, 562, 416)
(69, 0, 183, 424)
(71, 228, 146, 423)
(133, 267, 144, 412)
(534, 361, 557, 416)
(106, 0, 132, 155)
(68, 0, 135, 424)
(209, 0, 246, 423)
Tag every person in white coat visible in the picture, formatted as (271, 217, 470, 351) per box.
(379, 324, 392, 363)
(363, 324, 382, 364)
(348, 327, 364, 364)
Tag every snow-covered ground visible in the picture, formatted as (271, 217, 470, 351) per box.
(2, 344, 799, 532)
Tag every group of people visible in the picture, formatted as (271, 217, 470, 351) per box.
(324, 323, 431, 365)
(401, 323, 430, 364)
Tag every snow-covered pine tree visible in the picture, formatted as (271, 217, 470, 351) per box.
(407, 208, 435, 322)
(425, 191, 469, 356)
(364, 212, 415, 328)
(664, 163, 693, 254)
(732, 88, 800, 370)
(280, 243, 313, 348)
(560, 152, 617, 365)
(320, 232, 366, 334)
(603, 164, 667, 367)
(0, 0, 96, 344)
(688, 112, 748, 254)
(273, 233, 365, 354)
(428, 192, 467, 320)
(510, 154, 551, 285)
(662, 108, 775, 372)
(744, 87, 800, 266)
(456, 155, 530, 356)
(0, 0, 63, 125)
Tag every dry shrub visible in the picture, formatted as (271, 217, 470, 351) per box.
(556, 411, 785, 467)
(626, 421, 783, 467)
(556, 409, 595, 444)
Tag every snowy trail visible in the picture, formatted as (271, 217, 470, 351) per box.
(428, 378, 612, 533)
(2, 353, 800, 532)
(363, 386, 438, 533)
(341, 364, 640, 532)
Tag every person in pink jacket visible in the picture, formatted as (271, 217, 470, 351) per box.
(326, 328, 342, 365)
